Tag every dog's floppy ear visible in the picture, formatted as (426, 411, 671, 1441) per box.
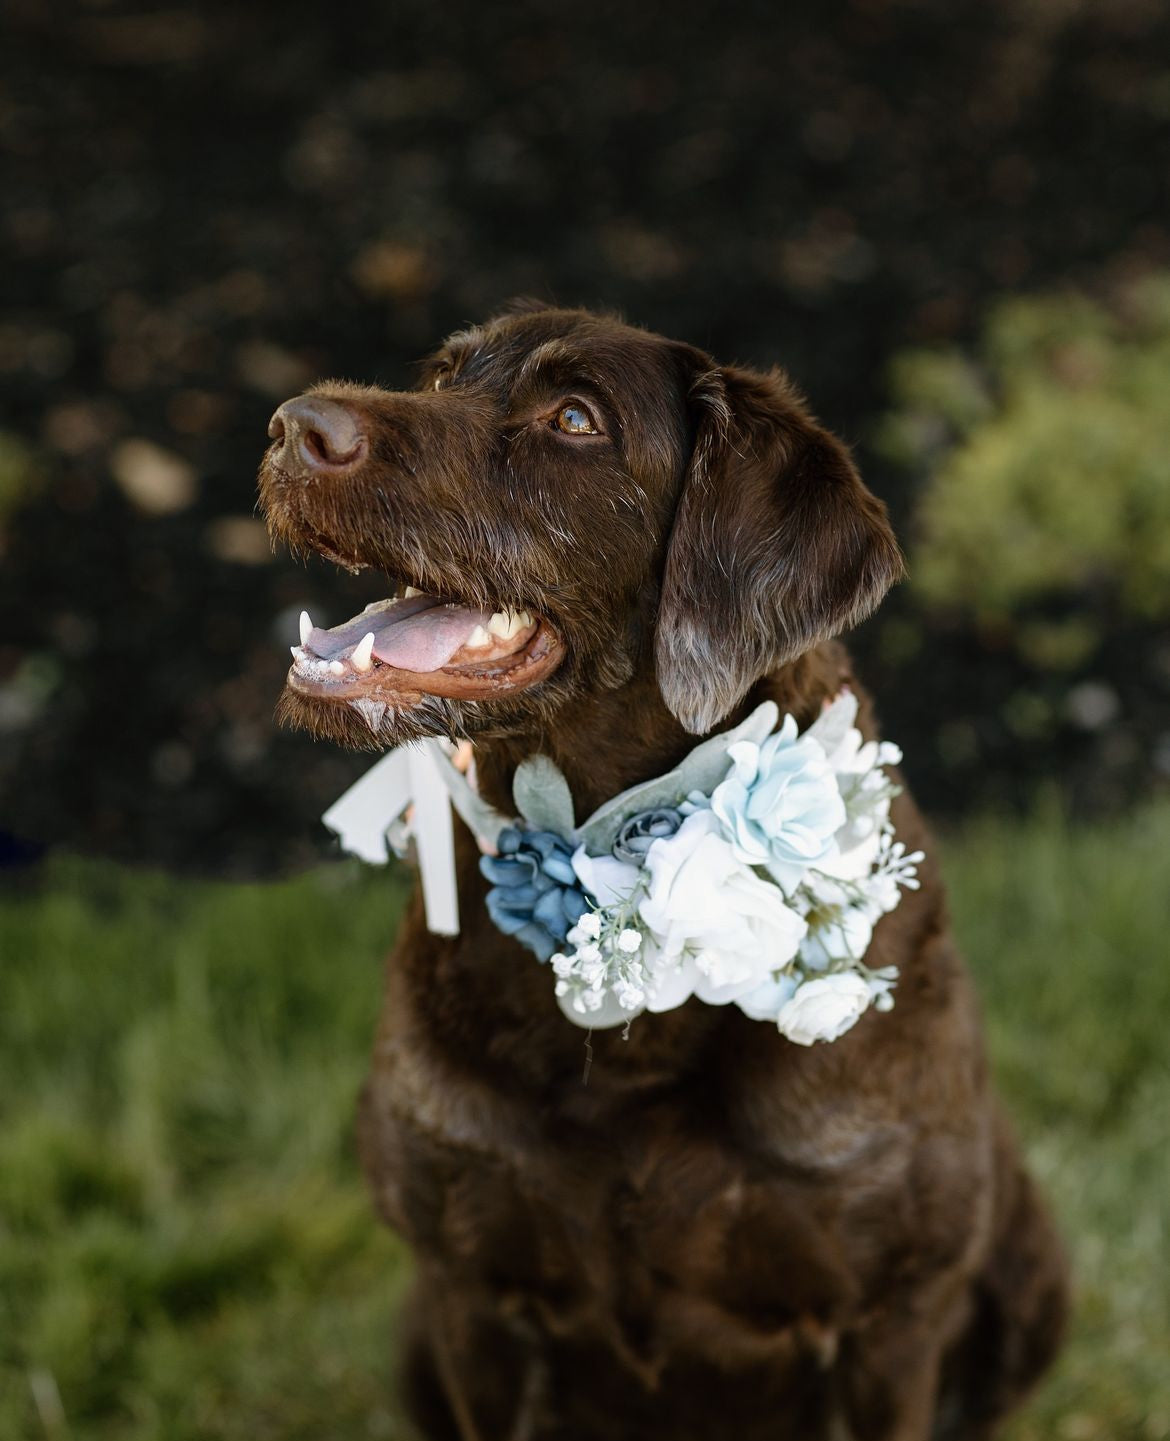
(655, 363, 904, 734)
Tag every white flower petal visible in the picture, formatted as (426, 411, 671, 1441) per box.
(558, 985, 641, 1029)
(776, 974, 872, 1046)
(642, 955, 701, 1012)
(639, 812, 806, 974)
(571, 848, 641, 907)
(735, 971, 799, 1022)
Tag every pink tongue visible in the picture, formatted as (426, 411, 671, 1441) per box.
(371, 605, 490, 671)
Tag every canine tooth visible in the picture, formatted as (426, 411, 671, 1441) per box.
(299, 610, 312, 646)
(351, 632, 375, 671)
(404, 586, 423, 598)
(465, 624, 492, 649)
(328, 660, 346, 676)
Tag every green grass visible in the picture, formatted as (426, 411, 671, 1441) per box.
(941, 803, 1170, 1441)
(2, 806, 1168, 1440)
(0, 861, 413, 1440)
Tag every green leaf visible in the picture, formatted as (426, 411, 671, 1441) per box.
(513, 755, 576, 835)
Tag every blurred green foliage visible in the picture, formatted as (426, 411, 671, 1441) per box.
(0, 432, 39, 534)
(880, 275, 1170, 670)
(3, 810, 1170, 1438)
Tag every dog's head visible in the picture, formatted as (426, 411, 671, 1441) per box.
(258, 305, 902, 750)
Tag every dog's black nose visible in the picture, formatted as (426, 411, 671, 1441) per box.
(268, 397, 367, 476)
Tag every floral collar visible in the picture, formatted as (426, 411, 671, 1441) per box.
(437, 691, 922, 1046)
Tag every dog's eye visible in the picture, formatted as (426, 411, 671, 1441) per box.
(554, 402, 599, 435)
(432, 368, 450, 392)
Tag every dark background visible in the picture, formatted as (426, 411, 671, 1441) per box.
(3, 0, 1169, 874)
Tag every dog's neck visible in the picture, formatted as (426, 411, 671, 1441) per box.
(473, 680, 698, 819)
(394, 646, 859, 1092)
(470, 650, 841, 820)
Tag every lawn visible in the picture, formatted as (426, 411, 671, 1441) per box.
(2, 804, 1168, 1440)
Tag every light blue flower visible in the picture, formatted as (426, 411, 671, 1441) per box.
(480, 827, 588, 962)
(710, 716, 846, 893)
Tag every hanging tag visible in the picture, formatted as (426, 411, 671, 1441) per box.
(321, 748, 413, 865)
(320, 740, 460, 935)
(405, 743, 459, 936)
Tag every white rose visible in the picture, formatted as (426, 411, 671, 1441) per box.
(775, 973, 872, 1046)
(639, 810, 806, 1004)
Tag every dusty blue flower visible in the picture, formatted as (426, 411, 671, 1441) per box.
(480, 827, 588, 962)
(612, 807, 683, 864)
(711, 715, 846, 893)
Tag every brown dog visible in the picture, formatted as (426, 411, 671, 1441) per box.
(258, 304, 1067, 1441)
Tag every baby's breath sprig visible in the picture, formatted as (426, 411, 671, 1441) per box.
(551, 882, 651, 1017)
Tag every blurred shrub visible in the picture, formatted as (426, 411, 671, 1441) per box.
(880, 275, 1170, 668)
(870, 275, 1170, 815)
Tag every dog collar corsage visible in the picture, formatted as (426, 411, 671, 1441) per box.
(321, 691, 922, 1046)
(476, 691, 922, 1045)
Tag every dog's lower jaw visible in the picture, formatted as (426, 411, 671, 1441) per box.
(276, 684, 445, 751)
(274, 658, 570, 755)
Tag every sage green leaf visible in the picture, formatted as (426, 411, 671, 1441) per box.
(576, 701, 780, 854)
(513, 754, 576, 835)
(426, 741, 513, 842)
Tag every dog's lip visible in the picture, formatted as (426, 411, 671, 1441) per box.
(285, 611, 565, 704)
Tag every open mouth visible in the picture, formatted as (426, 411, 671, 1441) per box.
(286, 586, 565, 713)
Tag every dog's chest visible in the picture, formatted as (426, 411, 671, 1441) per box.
(358, 1033, 886, 1364)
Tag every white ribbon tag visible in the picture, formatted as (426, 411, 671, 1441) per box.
(404, 742, 459, 936)
(321, 739, 460, 935)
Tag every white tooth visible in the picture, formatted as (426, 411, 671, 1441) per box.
(299, 610, 312, 646)
(351, 632, 375, 671)
(404, 586, 423, 598)
(290, 646, 299, 659)
(499, 609, 529, 640)
(465, 624, 492, 649)
(328, 660, 346, 675)
(488, 610, 510, 638)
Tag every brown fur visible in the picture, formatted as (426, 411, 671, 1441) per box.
(258, 305, 1068, 1440)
